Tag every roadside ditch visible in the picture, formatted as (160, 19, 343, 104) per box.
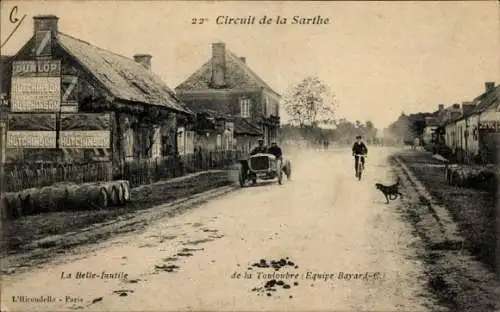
(391, 155, 500, 311)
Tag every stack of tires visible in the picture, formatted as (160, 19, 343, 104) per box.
(1, 180, 131, 220)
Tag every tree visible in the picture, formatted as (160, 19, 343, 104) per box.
(282, 76, 337, 128)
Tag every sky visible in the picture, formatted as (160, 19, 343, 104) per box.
(1, 0, 499, 129)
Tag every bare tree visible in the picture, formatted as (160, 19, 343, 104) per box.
(282, 76, 337, 128)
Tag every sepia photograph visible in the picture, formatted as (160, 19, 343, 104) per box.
(0, 0, 499, 311)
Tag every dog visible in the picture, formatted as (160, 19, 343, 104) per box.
(375, 178, 403, 204)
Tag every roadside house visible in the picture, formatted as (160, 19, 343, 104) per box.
(0, 15, 193, 174)
(441, 82, 499, 164)
(175, 42, 280, 151)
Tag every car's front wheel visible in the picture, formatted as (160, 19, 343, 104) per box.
(277, 160, 283, 185)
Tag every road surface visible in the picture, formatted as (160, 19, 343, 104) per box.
(2, 147, 440, 311)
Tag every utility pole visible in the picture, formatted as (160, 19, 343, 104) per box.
(0, 94, 9, 217)
(0, 120, 6, 218)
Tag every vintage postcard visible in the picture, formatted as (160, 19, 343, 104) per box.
(1, 0, 499, 311)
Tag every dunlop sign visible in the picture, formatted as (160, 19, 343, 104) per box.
(12, 60, 61, 77)
(7, 131, 57, 148)
(59, 131, 111, 148)
(11, 77, 61, 112)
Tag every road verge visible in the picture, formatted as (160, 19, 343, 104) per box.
(1, 170, 240, 275)
(391, 153, 500, 311)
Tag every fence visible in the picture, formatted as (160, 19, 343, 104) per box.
(121, 150, 245, 188)
(4, 162, 113, 193)
(2, 150, 246, 192)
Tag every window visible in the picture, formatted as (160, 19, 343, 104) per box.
(240, 98, 251, 118)
(216, 134, 222, 148)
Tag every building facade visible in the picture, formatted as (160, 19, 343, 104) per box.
(441, 82, 499, 164)
(0, 15, 193, 174)
(175, 42, 280, 151)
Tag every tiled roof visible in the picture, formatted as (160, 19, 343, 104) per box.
(473, 85, 499, 114)
(234, 117, 262, 136)
(175, 49, 279, 96)
(57, 33, 193, 115)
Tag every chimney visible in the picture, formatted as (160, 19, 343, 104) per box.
(462, 101, 475, 114)
(133, 54, 152, 70)
(438, 104, 444, 111)
(239, 57, 246, 63)
(485, 82, 495, 93)
(211, 42, 226, 88)
(33, 15, 59, 36)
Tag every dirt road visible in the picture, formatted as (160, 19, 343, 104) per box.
(1, 147, 441, 311)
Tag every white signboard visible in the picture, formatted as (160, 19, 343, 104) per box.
(59, 131, 111, 148)
(11, 77, 61, 112)
(12, 60, 61, 77)
(479, 120, 500, 129)
(7, 131, 57, 148)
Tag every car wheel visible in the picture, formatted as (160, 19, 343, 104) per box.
(284, 160, 292, 180)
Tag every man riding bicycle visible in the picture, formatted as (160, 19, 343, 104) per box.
(352, 135, 368, 176)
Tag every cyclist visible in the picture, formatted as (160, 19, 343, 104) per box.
(352, 135, 368, 176)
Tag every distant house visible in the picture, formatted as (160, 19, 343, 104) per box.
(434, 103, 462, 148)
(442, 82, 499, 163)
(422, 116, 439, 145)
(0, 15, 193, 172)
(175, 42, 280, 151)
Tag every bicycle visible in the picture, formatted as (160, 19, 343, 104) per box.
(354, 154, 367, 181)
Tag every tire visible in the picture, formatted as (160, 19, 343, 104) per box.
(284, 160, 292, 180)
(357, 165, 363, 181)
(277, 160, 283, 185)
(119, 181, 131, 203)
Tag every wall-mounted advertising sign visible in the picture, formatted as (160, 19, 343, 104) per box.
(59, 131, 110, 148)
(479, 120, 500, 130)
(12, 60, 61, 77)
(7, 131, 57, 148)
(10, 77, 61, 112)
(59, 113, 111, 148)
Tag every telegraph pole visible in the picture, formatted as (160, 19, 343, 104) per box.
(0, 95, 7, 217)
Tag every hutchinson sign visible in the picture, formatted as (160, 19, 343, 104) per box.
(10, 60, 61, 112)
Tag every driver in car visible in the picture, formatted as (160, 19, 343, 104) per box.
(250, 138, 267, 155)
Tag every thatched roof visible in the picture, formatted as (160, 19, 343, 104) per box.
(175, 48, 279, 97)
(57, 33, 193, 115)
